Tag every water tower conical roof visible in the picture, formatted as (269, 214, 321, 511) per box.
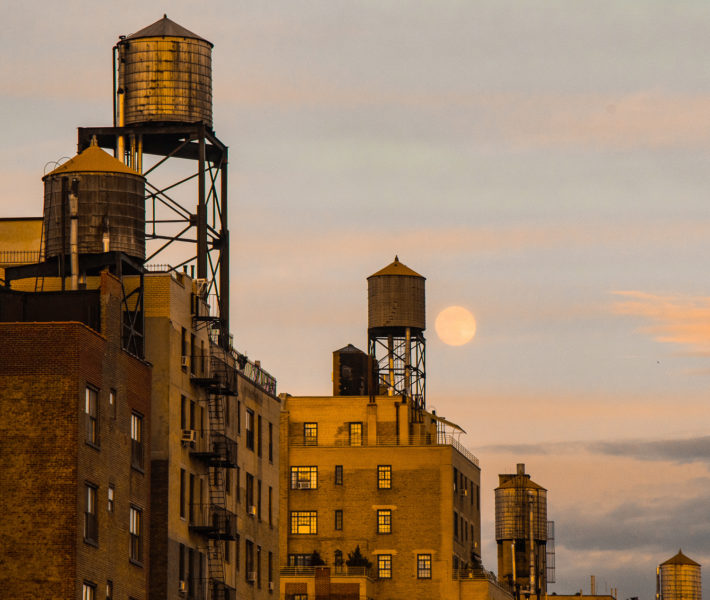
(127, 14, 212, 46)
(44, 142, 139, 178)
(368, 256, 424, 279)
(661, 550, 700, 567)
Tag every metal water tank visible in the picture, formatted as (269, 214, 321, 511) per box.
(367, 256, 426, 332)
(43, 142, 146, 260)
(495, 464, 548, 542)
(118, 15, 213, 127)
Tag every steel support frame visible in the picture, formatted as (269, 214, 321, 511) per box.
(368, 330, 425, 411)
(77, 124, 230, 349)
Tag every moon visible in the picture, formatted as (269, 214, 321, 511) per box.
(435, 306, 477, 346)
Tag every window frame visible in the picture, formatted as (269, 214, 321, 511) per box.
(377, 509, 392, 534)
(289, 511, 318, 535)
(107, 484, 115, 513)
(84, 483, 98, 545)
(417, 554, 432, 579)
(246, 408, 255, 450)
(82, 581, 96, 600)
(130, 412, 144, 471)
(348, 421, 363, 446)
(304, 422, 318, 446)
(129, 505, 143, 565)
(378, 465, 392, 489)
(378, 554, 392, 579)
(334, 465, 343, 485)
(334, 509, 343, 531)
(85, 386, 99, 447)
(290, 466, 318, 490)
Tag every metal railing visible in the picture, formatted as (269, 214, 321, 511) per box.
(0, 250, 40, 265)
(280, 565, 372, 578)
(188, 504, 237, 539)
(290, 434, 479, 466)
(189, 431, 238, 467)
(454, 568, 510, 593)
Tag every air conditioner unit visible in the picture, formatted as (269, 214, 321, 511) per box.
(181, 356, 190, 368)
(181, 429, 196, 444)
(269, 582, 274, 591)
(178, 580, 187, 593)
(296, 481, 311, 489)
(248, 505, 257, 516)
(460, 488, 468, 496)
(248, 571, 257, 582)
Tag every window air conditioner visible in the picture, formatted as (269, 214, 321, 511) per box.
(248, 505, 257, 516)
(181, 356, 190, 368)
(248, 571, 257, 582)
(181, 429, 197, 444)
(296, 481, 311, 489)
(178, 580, 187, 593)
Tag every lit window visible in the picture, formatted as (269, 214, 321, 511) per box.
(304, 422, 318, 446)
(109, 389, 117, 419)
(130, 413, 143, 470)
(290, 466, 318, 489)
(378, 554, 392, 579)
(335, 509, 343, 531)
(290, 511, 317, 535)
(378, 465, 392, 489)
(106, 580, 113, 600)
(84, 484, 98, 544)
(107, 485, 114, 513)
(417, 554, 431, 579)
(85, 387, 99, 446)
(349, 422, 362, 446)
(377, 509, 391, 534)
(334, 465, 343, 485)
(129, 506, 143, 563)
(82, 582, 96, 600)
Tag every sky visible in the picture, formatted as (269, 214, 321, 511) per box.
(2, 2, 710, 597)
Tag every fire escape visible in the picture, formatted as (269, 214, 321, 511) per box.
(191, 338, 238, 600)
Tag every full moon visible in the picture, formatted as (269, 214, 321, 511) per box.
(435, 306, 477, 346)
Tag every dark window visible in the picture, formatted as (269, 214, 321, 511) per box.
(180, 469, 186, 518)
(377, 509, 391, 534)
(304, 422, 317, 446)
(454, 510, 458, 538)
(236, 467, 241, 503)
(246, 540, 254, 583)
(417, 554, 431, 579)
(268, 422, 273, 462)
(105, 580, 113, 600)
(180, 395, 187, 430)
(453, 468, 458, 492)
(335, 465, 343, 485)
(269, 551, 273, 585)
(268, 486, 273, 526)
(85, 386, 99, 446)
(291, 466, 317, 489)
(378, 465, 392, 489)
(129, 506, 143, 563)
(349, 422, 362, 446)
(246, 473, 254, 514)
(257, 545, 262, 588)
(181, 327, 187, 370)
(257, 480, 262, 521)
(288, 554, 312, 566)
(335, 509, 343, 530)
(109, 389, 117, 420)
(257, 415, 262, 457)
(237, 400, 241, 433)
(246, 409, 255, 450)
(290, 511, 317, 534)
(84, 483, 98, 544)
(130, 412, 144, 470)
(235, 534, 240, 570)
(190, 333, 196, 374)
(378, 554, 392, 579)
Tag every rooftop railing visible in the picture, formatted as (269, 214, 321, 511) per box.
(280, 566, 372, 578)
(0, 250, 40, 265)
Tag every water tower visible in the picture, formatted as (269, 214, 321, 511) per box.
(495, 464, 549, 600)
(657, 550, 702, 600)
(79, 14, 230, 347)
(367, 256, 426, 410)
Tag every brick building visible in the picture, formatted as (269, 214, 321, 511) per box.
(0, 271, 152, 600)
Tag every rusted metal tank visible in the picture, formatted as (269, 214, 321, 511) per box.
(42, 141, 145, 260)
(118, 15, 213, 127)
(367, 256, 426, 332)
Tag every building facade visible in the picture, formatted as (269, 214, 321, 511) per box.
(0, 272, 152, 600)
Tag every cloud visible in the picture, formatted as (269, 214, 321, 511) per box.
(479, 435, 710, 466)
(611, 291, 710, 355)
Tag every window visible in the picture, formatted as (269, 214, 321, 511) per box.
(129, 506, 143, 563)
(304, 422, 317, 446)
(288, 554, 313, 567)
(453, 510, 458, 539)
(293, 596, 308, 600)
(245, 540, 254, 583)
(82, 582, 96, 600)
(235, 534, 240, 570)
(378, 465, 392, 489)
(181, 395, 187, 429)
(106, 580, 113, 600)
(246, 473, 254, 512)
(257, 414, 262, 457)
(334, 465, 343, 485)
(417, 554, 431, 579)
(246, 409, 255, 450)
(84, 484, 98, 544)
(236, 467, 241, 503)
(225, 539, 231, 563)
(349, 422, 362, 446)
(257, 545, 262, 588)
(290, 511, 317, 534)
(268, 486, 273, 526)
(334, 509, 343, 531)
(107, 485, 114, 513)
(377, 509, 391, 534)
(334, 549, 343, 567)
(190, 333, 196, 374)
(180, 469, 186, 518)
(181, 327, 187, 369)
(268, 422, 273, 462)
(291, 466, 317, 489)
(130, 412, 144, 470)
(109, 389, 117, 419)
(258, 480, 262, 521)
(85, 386, 99, 446)
(268, 551, 273, 586)
(378, 554, 392, 579)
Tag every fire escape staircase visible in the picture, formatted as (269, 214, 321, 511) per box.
(190, 343, 238, 600)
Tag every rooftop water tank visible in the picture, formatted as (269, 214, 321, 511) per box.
(118, 15, 213, 127)
(367, 256, 426, 333)
(42, 141, 146, 261)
